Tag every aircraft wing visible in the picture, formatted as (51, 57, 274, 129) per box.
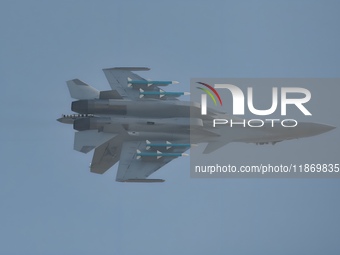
(115, 140, 190, 182)
(102, 67, 176, 100)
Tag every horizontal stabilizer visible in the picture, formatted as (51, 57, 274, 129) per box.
(67, 79, 99, 99)
(90, 135, 123, 174)
(74, 130, 117, 153)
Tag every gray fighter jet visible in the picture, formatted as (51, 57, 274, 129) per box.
(58, 67, 335, 182)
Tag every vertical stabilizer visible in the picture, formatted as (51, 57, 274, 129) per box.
(67, 79, 100, 99)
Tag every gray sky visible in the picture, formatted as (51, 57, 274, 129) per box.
(1, 1, 340, 254)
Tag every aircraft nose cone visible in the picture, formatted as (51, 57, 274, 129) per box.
(319, 124, 336, 133)
(309, 123, 336, 136)
(293, 122, 336, 138)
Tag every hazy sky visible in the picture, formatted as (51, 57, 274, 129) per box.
(1, 1, 340, 255)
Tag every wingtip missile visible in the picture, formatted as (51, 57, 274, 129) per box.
(139, 89, 190, 98)
(127, 79, 179, 87)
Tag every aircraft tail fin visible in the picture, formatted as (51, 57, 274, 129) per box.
(67, 79, 100, 100)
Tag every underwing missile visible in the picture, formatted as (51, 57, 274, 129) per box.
(136, 149, 189, 159)
(146, 140, 192, 150)
(139, 89, 190, 98)
(128, 77, 179, 87)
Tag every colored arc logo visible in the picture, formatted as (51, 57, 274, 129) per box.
(196, 82, 223, 106)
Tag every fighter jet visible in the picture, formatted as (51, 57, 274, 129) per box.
(58, 67, 335, 182)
